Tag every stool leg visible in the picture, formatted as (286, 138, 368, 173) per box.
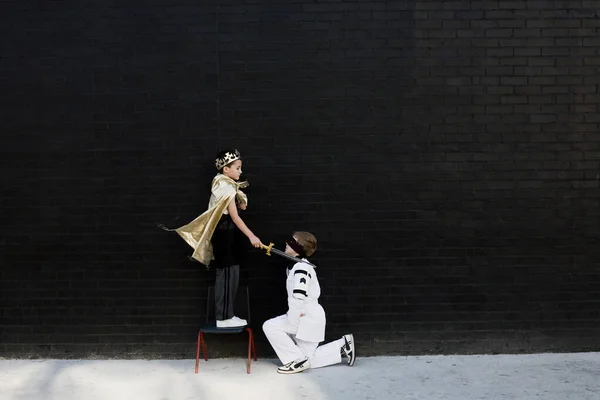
(246, 328, 252, 374)
(251, 329, 257, 361)
(195, 331, 202, 374)
(202, 333, 208, 361)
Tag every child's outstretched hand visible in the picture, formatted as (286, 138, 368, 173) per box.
(249, 235, 263, 248)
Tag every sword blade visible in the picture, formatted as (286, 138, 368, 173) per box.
(269, 247, 316, 268)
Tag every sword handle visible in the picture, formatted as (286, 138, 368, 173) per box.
(261, 242, 274, 256)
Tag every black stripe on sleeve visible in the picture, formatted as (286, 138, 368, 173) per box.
(294, 270, 312, 278)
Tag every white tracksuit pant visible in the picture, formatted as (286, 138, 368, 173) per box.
(263, 315, 344, 368)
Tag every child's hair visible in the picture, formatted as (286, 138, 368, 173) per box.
(215, 148, 242, 173)
(294, 231, 317, 257)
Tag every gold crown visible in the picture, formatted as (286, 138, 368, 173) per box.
(215, 149, 241, 170)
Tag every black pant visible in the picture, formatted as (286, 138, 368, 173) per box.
(211, 215, 244, 320)
(214, 264, 239, 320)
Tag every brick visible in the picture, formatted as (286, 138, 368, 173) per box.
(583, 37, 600, 46)
(485, 29, 514, 38)
(471, 38, 499, 47)
(498, 19, 527, 28)
(500, 57, 528, 66)
(556, 38, 584, 47)
(529, 76, 556, 85)
(487, 86, 514, 95)
(501, 77, 527, 85)
(542, 28, 571, 37)
(487, 48, 514, 57)
(542, 47, 571, 56)
(525, 38, 555, 47)
(515, 86, 541, 95)
(498, 1, 528, 9)
(554, 19, 583, 28)
(582, 18, 600, 28)
(514, 47, 542, 56)
(513, 28, 542, 37)
(443, 20, 471, 29)
(485, 10, 514, 19)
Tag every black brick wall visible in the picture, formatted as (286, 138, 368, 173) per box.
(1, 0, 599, 358)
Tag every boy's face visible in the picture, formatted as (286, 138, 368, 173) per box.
(223, 160, 242, 181)
(285, 236, 300, 257)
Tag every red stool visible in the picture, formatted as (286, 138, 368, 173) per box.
(195, 325, 257, 374)
(194, 286, 257, 374)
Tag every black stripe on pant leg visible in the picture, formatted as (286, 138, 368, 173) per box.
(221, 267, 226, 320)
(229, 265, 240, 317)
(227, 266, 232, 319)
(224, 267, 229, 320)
(230, 265, 239, 318)
(227, 266, 231, 318)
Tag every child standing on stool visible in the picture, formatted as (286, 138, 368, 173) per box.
(262, 232, 356, 374)
(210, 149, 263, 327)
(163, 149, 263, 328)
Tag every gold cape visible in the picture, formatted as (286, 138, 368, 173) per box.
(175, 174, 248, 266)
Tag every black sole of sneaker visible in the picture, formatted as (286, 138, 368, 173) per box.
(346, 334, 356, 366)
(348, 353, 356, 367)
(277, 368, 308, 374)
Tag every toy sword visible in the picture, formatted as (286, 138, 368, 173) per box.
(260, 243, 317, 268)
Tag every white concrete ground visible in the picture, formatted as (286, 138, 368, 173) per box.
(1, 353, 599, 400)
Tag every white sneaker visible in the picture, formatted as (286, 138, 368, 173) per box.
(341, 334, 356, 366)
(216, 318, 246, 328)
(277, 357, 310, 374)
(231, 316, 247, 325)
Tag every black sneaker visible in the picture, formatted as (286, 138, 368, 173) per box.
(341, 334, 356, 366)
(277, 357, 311, 374)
